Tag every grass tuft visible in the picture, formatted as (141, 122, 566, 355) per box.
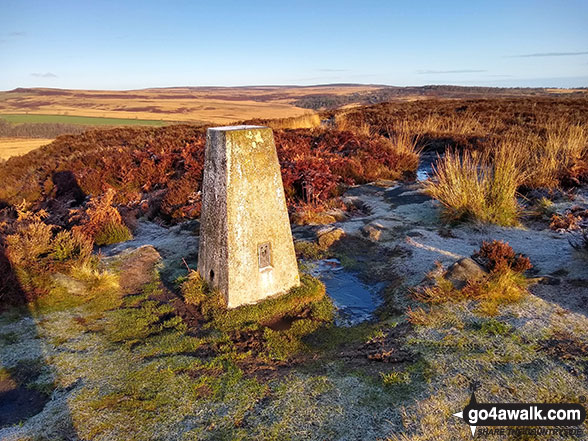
(180, 271, 208, 306)
(381, 371, 411, 386)
(94, 220, 133, 246)
(426, 144, 522, 226)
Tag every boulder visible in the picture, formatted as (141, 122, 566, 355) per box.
(317, 227, 345, 249)
(361, 222, 386, 241)
(444, 257, 488, 290)
(325, 208, 348, 222)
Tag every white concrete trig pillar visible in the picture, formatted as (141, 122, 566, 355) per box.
(197, 126, 300, 308)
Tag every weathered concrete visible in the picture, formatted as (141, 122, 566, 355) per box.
(198, 126, 300, 308)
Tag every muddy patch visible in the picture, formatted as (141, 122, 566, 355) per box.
(538, 331, 588, 361)
(0, 380, 49, 428)
(337, 321, 416, 364)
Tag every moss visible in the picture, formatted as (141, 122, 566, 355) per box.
(104, 300, 177, 343)
(294, 240, 327, 260)
(32, 283, 88, 314)
(478, 318, 512, 336)
(308, 296, 335, 322)
(94, 220, 133, 246)
(206, 274, 329, 333)
(122, 291, 150, 307)
(141, 278, 163, 297)
(177, 273, 334, 360)
(137, 331, 202, 358)
(263, 318, 327, 361)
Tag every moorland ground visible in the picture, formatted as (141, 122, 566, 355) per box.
(0, 95, 587, 440)
(1, 83, 584, 125)
(0, 84, 584, 160)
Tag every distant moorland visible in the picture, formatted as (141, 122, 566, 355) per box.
(0, 84, 585, 160)
(1, 84, 585, 126)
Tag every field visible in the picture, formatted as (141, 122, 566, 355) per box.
(0, 138, 54, 160)
(0, 114, 169, 126)
(0, 95, 587, 440)
(0, 86, 343, 125)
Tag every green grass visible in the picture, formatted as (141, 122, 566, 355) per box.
(179, 272, 334, 361)
(0, 113, 170, 126)
(203, 274, 332, 333)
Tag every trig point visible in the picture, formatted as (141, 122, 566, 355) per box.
(197, 125, 300, 308)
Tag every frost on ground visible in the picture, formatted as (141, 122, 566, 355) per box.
(1, 181, 587, 440)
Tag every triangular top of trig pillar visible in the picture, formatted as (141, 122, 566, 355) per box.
(207, 125, 265, 131)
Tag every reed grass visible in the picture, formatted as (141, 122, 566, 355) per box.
(426, 144, 522, 226)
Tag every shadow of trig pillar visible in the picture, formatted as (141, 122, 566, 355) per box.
(197, 125, 300, 308)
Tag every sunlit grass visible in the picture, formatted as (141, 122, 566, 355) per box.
(426, 144, 522, 226)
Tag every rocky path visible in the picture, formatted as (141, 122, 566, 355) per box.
(297, 179, 588, 316)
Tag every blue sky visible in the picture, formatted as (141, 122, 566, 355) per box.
(1, 0, 587, 90)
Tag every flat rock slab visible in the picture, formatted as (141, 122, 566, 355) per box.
(115, 245, 163, 294)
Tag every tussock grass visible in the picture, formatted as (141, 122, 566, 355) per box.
(69, 262, 119, 296)
(464, 269, 529, 316)
(426, 145, 522, 226)
(180, 271, 208, 306)
(381, 371, 411, 386)
(266, 113, 321, 130)
(94, 220, 132, 246)
(411, 111, 487, 135)
(521, 120, 588, 188)
(385, 122, 422, 158)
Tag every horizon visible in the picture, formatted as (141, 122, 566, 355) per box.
(3, 82, 588, 93)
(1, 0, 588, 90)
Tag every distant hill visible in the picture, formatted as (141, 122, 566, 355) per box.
(1, 84, 585, 126)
